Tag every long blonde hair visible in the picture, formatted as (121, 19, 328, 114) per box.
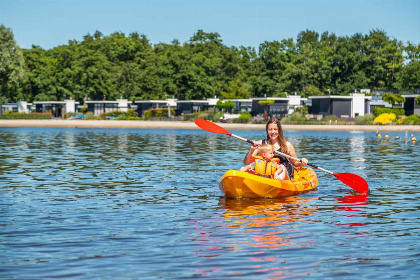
(265, 118, 288, 153)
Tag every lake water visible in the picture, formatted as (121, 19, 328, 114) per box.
(0, 127, 419, 279)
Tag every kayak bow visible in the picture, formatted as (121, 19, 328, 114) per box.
(219, 167, 318, 198)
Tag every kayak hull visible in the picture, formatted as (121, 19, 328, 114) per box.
(219, 167, 318, 198)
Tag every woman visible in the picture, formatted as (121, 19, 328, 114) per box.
(243, 118, 308, 179)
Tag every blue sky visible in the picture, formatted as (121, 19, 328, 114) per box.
(1, 0, 419, 50)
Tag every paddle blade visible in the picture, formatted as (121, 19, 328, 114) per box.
(333, 173, 369, 193)
(194, 118, 232, 136)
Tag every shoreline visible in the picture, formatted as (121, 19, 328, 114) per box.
(0, 119, 419, 132)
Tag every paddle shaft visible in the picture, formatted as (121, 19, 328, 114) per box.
(230, 133, 334, 175)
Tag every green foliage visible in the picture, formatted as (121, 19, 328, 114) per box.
(220, 79, 251, 99)
(304, 85, 324, 96)
(0, 25, 25, 104)
(400, 114, 420, 125)
(382, 93, 405, 107)
(216, 100, 235, 111)
(84, 112, 97, 120)
(373, 107, 405, 117)
(0, 113, 50, 119)
(355, 113, 375, 125)
(415, 96, 420, 106)
(258, 100, 274, 105)
(182, 110, 223, 122)
(1, 24, 419, 105)
(239, 112, 251, 119)
(281, 112, 306, 124)
(232, 112, 252, 123)
(143, 108, 175, 120)
(80, 106, 88, 113)
(294, 106, 309, 115)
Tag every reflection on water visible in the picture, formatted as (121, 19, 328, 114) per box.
(334, 193, 369, 227)
(220, 197, 317, 248)
(0, 128, 419, 279)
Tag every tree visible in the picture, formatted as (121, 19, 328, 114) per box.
(216, 100, 234, 112)
(258, 100, 274, 119)
(415, 96, 420, 106)
(382, 93, 405, 107)
(0, 25, 25, 104)
(220, 79, 251, 99)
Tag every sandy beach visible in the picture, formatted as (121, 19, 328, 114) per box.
(0, 119, 419, 132)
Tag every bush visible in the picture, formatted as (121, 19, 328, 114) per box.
(232, 112, 252, 123)
(373, 107, 404, 117)
(355, 113, 374, 125)
(3, 110, 15, 115)
(374, 113, 396, 125)
(85, 112, 97, 120)
(239, 112, 251, 119)
(400, 114, 420, 125)
(294, 106, 309, 115)
(281, 112, 306, 124)
(144, 108, 175, 120)
(182, 110, 222, 122)
(0, 113, 51, 119)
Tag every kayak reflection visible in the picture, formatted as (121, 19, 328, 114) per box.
(219, 196, 317, 248)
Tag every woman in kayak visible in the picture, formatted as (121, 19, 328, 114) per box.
(240, 144, 287, 180)
(243, 117, 308, 179)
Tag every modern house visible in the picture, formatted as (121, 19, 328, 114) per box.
(176, 98, 219, 114)
(251, 96, 307, 118)
(230, 99, 253, 113)
(309, 94, 371, 118)
(402, 95, 420, 116)
(0, 101, 33, 114)
(34, 100, 79, 118)
(133, 99, 177, 117)
(85, 99, 131, 116)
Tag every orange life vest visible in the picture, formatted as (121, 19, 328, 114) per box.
(252, 156, 280, 178)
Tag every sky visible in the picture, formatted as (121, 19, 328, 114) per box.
(1, 0, 420, 50)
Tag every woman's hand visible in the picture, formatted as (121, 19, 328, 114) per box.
(250, 141, 259, 150)
(300, 158, 308, 166)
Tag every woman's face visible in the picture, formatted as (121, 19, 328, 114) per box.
(267, 123, 279, 142)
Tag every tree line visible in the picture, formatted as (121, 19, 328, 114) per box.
(1, 24, 419, 105)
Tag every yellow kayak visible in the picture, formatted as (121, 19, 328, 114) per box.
(219, 167, 318, 198)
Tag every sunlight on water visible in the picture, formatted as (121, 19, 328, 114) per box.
(0, 127, 419, 279)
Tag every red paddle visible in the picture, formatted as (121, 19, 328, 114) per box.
(194, 118, 369, 193)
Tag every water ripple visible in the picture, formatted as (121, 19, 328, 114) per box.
(0, 128, 419, 279)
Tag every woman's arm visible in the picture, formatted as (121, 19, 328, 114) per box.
(243, 140, 261, 164)
(286, 141, 308, 167)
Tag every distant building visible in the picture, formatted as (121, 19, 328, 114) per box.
(251, 96, 307, 118)
(402, 95, 420, 116)
(133, 99, 177, 117)
(0, 101, 32, 114)
(34, 100, 79, 118)
(176, 98, 219, 115)
(309, 94, 371, 118)
(85, 99, 131, 116)
(230, 99, 252, 113)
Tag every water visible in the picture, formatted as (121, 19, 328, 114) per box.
(0, 127, 419, 279)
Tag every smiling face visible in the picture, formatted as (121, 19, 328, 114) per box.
(266, 123, 279, 143)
